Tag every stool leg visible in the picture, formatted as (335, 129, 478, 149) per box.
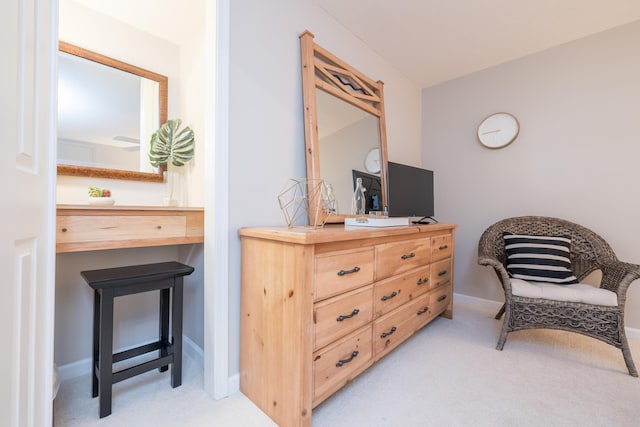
(159, 288, 170, 372)
(171, 278, 184, 388)
(98, 288, 114, 418)
(92, 290, 100, 398)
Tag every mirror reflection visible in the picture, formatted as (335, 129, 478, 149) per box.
(316, 89, 381, 214)
(57, 42, 167, 181)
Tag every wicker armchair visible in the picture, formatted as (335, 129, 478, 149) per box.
(478, 216, 640, 376)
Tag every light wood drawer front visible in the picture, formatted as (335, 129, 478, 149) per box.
(314, 286, 373, 350)
(431, 234, 453, 262)
(57, 215, 186, 243)
(431, 258, 452, 289)
(430, 286, 452, 316)
(373, 292, 430, 358)
(375, 237, 431, 280)
(313, 326, 372, 403)
(412, 286, 452, 331)
(315, 248, 374, 301)
(373, 265, 431, 317)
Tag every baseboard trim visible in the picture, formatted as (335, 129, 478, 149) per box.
(227, 372, 240, 394)
(58, 357, 91, 383)
(183, 335, 204, 368)
(453, 292, 503, 311)
(453, 292, 640, 340)
(59, 335, 207, 384)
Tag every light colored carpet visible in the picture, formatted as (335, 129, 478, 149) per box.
(55, 298, 640, 426)
(53, 353, 277, 427)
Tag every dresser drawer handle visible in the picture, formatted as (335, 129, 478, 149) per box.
(61, 228, 68, 233)
(416, 307, 429, 315)
(336, 351, 359, 367)
(380, 326, 397, 338)
(337, 266, 361, 276)
(439, 245, 448, 250)
(437, 295, 447, 302)
(401, 252, 415, 260)
(336, 309, 360, 322)
(380, 291, 398, 301)
(438, 270, 448, 277)
(417, 277, 429, 285)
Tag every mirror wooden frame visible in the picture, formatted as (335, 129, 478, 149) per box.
(57, 41, 168, 182)
(299, 31, 389, 225)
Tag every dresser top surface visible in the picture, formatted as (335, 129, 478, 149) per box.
(238, 223, 457, 245)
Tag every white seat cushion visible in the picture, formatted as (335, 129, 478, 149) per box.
(510, 278, 618, 307)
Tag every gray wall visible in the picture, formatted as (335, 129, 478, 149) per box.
(422, 20, 640, 327)
(227, 0, 423, 376)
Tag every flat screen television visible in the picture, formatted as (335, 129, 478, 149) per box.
(387, 161, 435, 223)
(351, 169, 383, 214)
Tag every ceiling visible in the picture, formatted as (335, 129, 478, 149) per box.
(70, 0, 640, 89)
(314, 0, 640, 88)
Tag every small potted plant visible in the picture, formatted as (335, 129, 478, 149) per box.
(87, 185, 114, 205)
(148, 119, 195, 206)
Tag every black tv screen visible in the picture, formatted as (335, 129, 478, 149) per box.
(387, 161, 434, 219)
(351, 170, 383, 214)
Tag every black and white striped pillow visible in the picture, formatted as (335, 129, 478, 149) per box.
(503, 232, 578, 284)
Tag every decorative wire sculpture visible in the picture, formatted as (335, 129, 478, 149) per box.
(278, 179, 333, 228)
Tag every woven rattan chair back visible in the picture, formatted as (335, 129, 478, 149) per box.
(479, 216, 617, 286)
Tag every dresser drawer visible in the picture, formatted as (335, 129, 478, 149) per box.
(373, 265, 430, 317)
(314, 285, 373, 350)
(315, 248, 374, 301)
(313, 326, 372, 404)
(430, 285, 452, 316)
(57, 215, 187, 243)
(373, 292, 430, 358)
(431, 258, 452, 289)
(431, 234, 453, 262)
(375, 237, 431, 280)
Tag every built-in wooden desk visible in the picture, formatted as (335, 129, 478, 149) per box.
(56, 205, 204, 253)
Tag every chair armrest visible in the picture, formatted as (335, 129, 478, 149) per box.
(601, 260, 640, 296)
(478, 255, 512, 293)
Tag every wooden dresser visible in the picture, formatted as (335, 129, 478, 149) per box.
(239, 223, 456, 427)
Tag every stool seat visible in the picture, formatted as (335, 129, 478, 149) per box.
(81, 261, 194, 418)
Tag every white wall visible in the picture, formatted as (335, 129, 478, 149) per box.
(58, 0, 185, 205)
(320, 116, 380, 214)
(227, 0, 422, 375)
(422, 21, 640, 328)
(55, 1, 206, 376)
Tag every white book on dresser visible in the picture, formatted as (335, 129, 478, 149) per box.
(344, 216, 410, 227)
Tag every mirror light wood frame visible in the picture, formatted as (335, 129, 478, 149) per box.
(57, 41, 168, 182)
(299, 31, 389, 225)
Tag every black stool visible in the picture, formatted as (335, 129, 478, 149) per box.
(81, 261, 195, 418)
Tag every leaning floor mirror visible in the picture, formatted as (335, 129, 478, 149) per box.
(299, 31, 389, 226)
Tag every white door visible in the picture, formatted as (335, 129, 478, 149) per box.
(1, 0, 57, 425)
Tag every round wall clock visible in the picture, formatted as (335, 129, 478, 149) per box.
(477, 112, 520, 149)
(364, 148, 381, 173)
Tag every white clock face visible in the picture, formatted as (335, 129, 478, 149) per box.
(365, 148, 380, 173)
(477, 112, 519, 149)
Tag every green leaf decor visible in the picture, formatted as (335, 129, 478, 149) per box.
(148, 119, 195, 167)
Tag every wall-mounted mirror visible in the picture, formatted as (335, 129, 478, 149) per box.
(299, 31, 389, 224)
(57, 41, 168, 182)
